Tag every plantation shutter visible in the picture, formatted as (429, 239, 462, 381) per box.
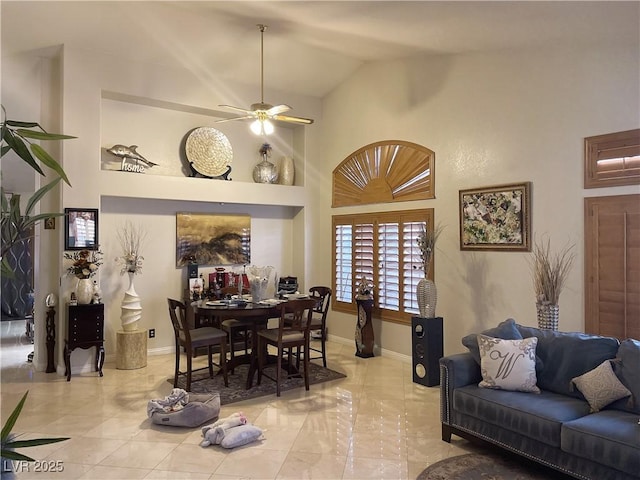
(403, 221, 426, 314)
(332, 209, 434, 325)
(378, 222, 400, 311)
(354, 223, 374, 294)
(334, 223, 353, 303)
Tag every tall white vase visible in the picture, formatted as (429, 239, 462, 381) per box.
(121, 272, 142, 331)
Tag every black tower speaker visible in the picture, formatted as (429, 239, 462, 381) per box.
(411, 316, 443, 387)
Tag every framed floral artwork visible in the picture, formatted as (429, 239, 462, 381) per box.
(459, 182, 531, 251)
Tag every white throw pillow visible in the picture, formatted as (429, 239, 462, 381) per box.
(478, 334, 540, 393)
(571, 360, 632, 412)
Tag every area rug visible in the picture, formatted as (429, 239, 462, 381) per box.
(416, 452, 572, 480)
(169, 362, 346, 405)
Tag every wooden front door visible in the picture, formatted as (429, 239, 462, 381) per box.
(585, 194, 639, 339)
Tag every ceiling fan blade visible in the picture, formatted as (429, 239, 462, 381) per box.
(219, 104, 254, 115)
(215, 115, 254, 123)
(266, 104, 291, 116)
(272, 114, 314, 125)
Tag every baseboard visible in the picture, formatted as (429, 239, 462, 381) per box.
(327, 333, 411, 364)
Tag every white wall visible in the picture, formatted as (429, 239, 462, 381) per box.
(321, 45, 640, 357)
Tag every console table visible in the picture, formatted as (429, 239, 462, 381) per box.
(65, 303, 105, 381)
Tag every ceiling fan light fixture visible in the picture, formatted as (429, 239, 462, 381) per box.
(250, 118, 274, 136)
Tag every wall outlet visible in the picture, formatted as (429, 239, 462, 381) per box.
(149, 329, 155, 338)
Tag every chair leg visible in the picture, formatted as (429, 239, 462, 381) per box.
(220, 339, 228, 387)
(228, 328, 236, 374)
(186, 347, 193, 392)
(321, 335, 327, 368)
(257, 338, 264, 386)
(208, 345, 214, 378)
(304, 341, 310, 391)
(276, 345, 282, 397)
(173, 342, 180, 388)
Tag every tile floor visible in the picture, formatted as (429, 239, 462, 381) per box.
(1, 320, 479, 479)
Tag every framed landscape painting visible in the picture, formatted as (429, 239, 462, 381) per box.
(459, 182, 531, 251)
(176, 213, 250, 267)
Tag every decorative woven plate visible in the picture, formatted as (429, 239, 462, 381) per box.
(185, 127, 233, 177)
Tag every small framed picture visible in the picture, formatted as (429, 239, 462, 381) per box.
(64, 208, 99, 250)
(459, 182, 531, 251)
(44, 217, 56, 230)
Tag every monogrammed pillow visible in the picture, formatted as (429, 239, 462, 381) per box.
(571, 359, 632, 412)
(478, 334, 540, 393)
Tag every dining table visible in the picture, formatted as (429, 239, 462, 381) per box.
(191, 299, 282, 389)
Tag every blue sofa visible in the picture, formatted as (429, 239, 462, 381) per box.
(440, 320, 639, 480)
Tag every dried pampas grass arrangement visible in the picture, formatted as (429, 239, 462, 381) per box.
(530, 238, 575, 305)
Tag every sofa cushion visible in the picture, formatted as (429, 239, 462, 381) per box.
(515, 325, 619, 398)
(562, 409, 640, 477)
(609, 338, 640, 414)
(453, 385, 590, 447)
(477, 334, 540, 393)
(571, 360, 631, 412)
(462, 318, 523, 364)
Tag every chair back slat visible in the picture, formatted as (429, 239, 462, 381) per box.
(167, 298, 191, 344)
(309, 286, 332, 318)
(277, 298, 316, 342)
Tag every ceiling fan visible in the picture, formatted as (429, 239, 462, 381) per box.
(216, 24, 314, 135)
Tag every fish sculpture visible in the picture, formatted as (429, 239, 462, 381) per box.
(107, 144, 158, 167)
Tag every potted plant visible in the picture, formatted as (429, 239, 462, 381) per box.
(1, 391, 68, 477)
(530, 237, 575, 330)
(1, 105, 75, 277)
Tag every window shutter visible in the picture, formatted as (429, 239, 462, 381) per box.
(403, 221, 426, 314)
(378, 222, 400, 311)
(585, 129, 640, 188)
(354, 223, 374, 294)
(334, 224, 353, 303)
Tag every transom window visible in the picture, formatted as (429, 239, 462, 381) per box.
(332, 209, 434, 325)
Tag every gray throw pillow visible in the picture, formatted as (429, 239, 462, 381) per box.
(515, 326, 620, 398)
(609, 338, 640, 414)
(571, 359, 631, 412)
(462, 318, 523, 365)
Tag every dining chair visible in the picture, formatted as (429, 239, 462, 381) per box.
(167, 298, 228, 391)
(283, 286, 332, 367)
(218, 286, 257, 373)
(256, 298, 316, 396)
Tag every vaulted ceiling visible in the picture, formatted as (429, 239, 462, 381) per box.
(3, 1, 638, 99)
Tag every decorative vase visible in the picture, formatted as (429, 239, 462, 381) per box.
(247, 265, 274, 303)
(120, 271, 142, 331)
(76, 278, 93, 305)
(280, 156, 295, 185)
(536, 303, 559, 331)
(417, 278, 437, 318)
(252, 156, 279, 184)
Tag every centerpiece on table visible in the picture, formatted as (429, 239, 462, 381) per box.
(416, 223, 443, 318)
(530, 237, 575, 330)
(247, 265, 274, 303)
(115, 222, 146, 331)
(64, 249, 103, 304)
